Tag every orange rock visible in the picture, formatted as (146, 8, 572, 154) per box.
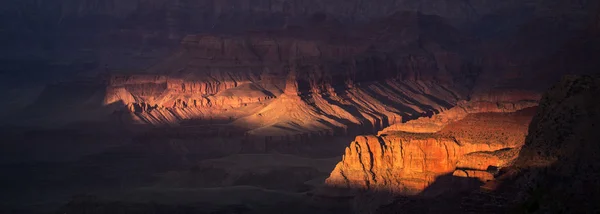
(326, 134, 505, 193)
(379, 98, 539, 135)
(326, 107, 536, 194)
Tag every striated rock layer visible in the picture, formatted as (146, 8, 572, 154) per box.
(378, 95, 539, 134)
(325, 103, 537, 194)
(95, 14, 480, 138)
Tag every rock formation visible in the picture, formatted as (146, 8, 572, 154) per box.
(371, 76, 600, 213)
(507, 76, 600, 213)
(4, 12, 487, 133)
(76, 12, 487, 137)
(378, 95, 539, 134)
(325, 102, 537, 194)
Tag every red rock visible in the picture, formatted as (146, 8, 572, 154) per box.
(326, 107, 537, 194)
(379, 98, 538, 135)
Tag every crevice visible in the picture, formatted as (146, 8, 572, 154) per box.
(443, 141, 451, 167)
(365, 138, 378, 183)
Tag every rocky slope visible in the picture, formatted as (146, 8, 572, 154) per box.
(506, 75, 600, 213)
(325, 101, 537, 194)
(369, 75, 600, 213)
(6, 12, 482, 135)
(378, 95, 539, 134)
(6, 4, 595, 132)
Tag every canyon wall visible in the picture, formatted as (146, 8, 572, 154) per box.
(378, 97, 539, 134)
(325, 101, 537, 194)
(97, 13, 481, 134)
(9, 7, 590, 144)
(4, 11, 486, 132)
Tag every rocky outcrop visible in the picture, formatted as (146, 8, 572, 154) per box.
(6, 8, 585, 139)
(469, 76, 600, 213)
(515, 76, 600, 168)
(99, 13, 477, 134)
(325, 105, 537, 194)
(107, 74, 250, 99)
(235, 80, 465, 139)
(11, 11, 476, 130)
(326, 135, 499, 194)
(378, 94, 539, 134)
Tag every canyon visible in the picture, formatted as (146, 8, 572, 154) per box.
(374, 75, 600, 213)
(1, 1, 599, 214)
(325, 102, 537, 194)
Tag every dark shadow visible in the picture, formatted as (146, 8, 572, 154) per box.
(360, 84, 421, 118)
(303, 94, 363, 131)
(319, 93, 384, 133)
(378, 176, 486, 214)
(310, 174, 488, 214)
(419, 173, 484, 197)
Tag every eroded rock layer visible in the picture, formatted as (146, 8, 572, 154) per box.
(325, 103, 537, 194)
(95, 14, 481, 138)
(8, 10, 566, 134)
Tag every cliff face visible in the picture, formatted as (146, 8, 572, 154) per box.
(325, 103, 537, 194)
(379, 97, 539, 134)
(95, 12, 480, 132)
(484, 76, 600, 213)
(4, 12, 486, 133)
(371, 76, 600, 213)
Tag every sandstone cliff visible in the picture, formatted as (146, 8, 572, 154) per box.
(325, 103, 537, 194)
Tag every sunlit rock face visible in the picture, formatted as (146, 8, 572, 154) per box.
(325, 102, 537, 194)
(5, 11, 488, 132)
(4, 7, 585, 141)
(92, 12, 484, 136)
(378, 95, 539, 134)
